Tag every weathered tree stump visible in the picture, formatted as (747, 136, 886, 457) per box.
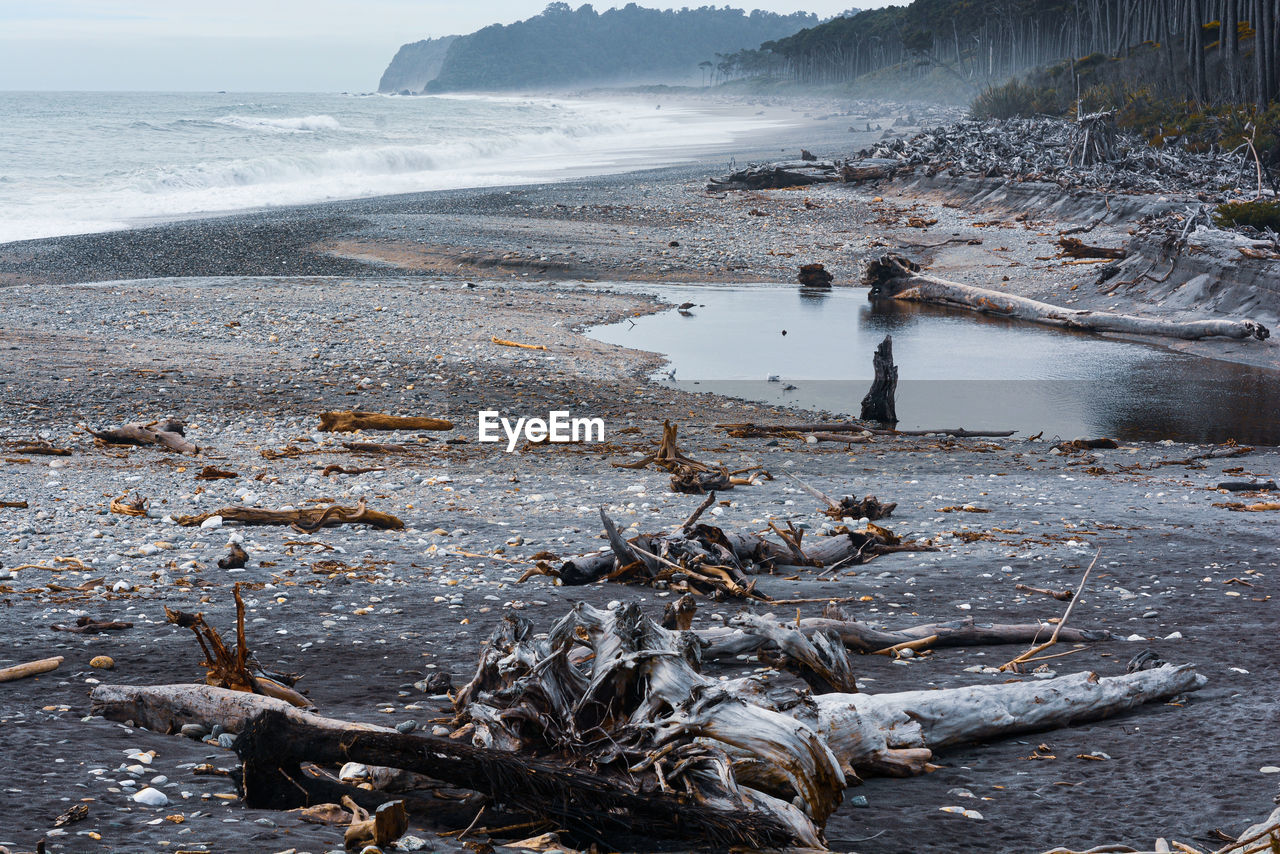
(860, 334, 898, 423)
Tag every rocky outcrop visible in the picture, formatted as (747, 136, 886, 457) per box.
(377, 36, 457, 94)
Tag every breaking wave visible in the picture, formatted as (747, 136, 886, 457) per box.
(212, 114, 344, 133)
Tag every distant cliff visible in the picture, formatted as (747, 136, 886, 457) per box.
(378, 36, 458, 94)
(378, 4, 816, 94)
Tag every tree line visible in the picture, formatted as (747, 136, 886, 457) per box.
(744, 0, 1280, 108)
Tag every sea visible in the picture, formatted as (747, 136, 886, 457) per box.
(0, 91, 781, 245)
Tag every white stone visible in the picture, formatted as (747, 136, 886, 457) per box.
(132, 787, 169, 807)
(200, 515, 224, 530)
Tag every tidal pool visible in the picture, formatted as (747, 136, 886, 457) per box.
(587, 284, 1280, 445)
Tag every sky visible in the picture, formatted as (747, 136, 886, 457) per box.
(0, 0, 894, 91)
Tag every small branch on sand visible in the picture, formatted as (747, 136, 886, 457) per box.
(491, 336, 547, 351)
(1001, 551, 1098, 671)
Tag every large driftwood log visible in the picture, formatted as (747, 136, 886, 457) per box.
(865, 254, 1270, 341)
(90, 419, 199, 454)
(173, 498, 403, 533)
(318, 411, 453, 432)
(700, 612, 1107, 658)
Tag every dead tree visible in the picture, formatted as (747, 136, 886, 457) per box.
(860, 335, 898, 423)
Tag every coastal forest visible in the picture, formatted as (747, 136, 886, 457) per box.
(379, 4, 817, 93)
(740, 0, 1277, 105)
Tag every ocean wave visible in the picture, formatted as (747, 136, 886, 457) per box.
(135, 120, 638, 193)
(212, 114, 344, 133)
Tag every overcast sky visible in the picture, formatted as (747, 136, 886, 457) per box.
(0, 0, 894, 91)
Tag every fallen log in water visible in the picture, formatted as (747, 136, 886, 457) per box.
(89, 601, 1206, 851)
(864, 254, 1270, 341)
(719, 421, 1015, 438)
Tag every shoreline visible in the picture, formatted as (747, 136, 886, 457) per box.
(0, 99, 1277, 854)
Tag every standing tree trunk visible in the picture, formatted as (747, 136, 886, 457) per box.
(860, 335, 898, 423)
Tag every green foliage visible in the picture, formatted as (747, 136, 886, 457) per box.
(1213, 199, 1280, 230)
(424, 5, 816, 92)
(970, 43, 1280, 163)
(971, 81, 1049, 118)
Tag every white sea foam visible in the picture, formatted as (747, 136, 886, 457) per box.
(212, 114, 344, 133)
(0, 93, 787, 245)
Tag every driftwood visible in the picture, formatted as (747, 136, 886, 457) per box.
(554, 508, 929, 598)
(174, 498, 403, 533)
(1, 500, 29, 509)
(218, 542, 249, 569)
(90, 601, 1206, 851)
(614, 425, 716, 478)
(1058, 236, 1125, 259)
(865, 254, 1270, 341)
(318, 411, 453, 432)
(859, 334, 898, 423)
(344, 799, 409, 850)
(707, 160, 840, 191)
(0, 655, 63, 682)
(707, 157, 896, 191)
(699, 608, 1107, 659)
(51, 616, 132, 634)
(90, 419, 199, 454)
(164, 582, 311, 709)
(784, 473, 895, 521)
(5, 440, 70, 456)
(1216, 480, 1277, 491)
(720, 421, 1014, 439)
(195, 465, 238, 480)
(798, 263, 834, 287)
(109, 493, 149, 517)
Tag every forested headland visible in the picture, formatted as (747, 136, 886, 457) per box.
(377, 4, 817, 94)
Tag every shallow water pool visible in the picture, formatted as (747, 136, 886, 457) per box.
(587, 284, 1280, 445)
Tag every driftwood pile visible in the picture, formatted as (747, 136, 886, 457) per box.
(613, 420, 768, 494)
(707, 157, 898, 191)
(860, 117, 1248, 197)
(549, 506, 929, 599)
(88, 599, 1208, 850)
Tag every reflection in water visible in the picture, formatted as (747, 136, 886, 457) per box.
(586, 285, 1280, 445)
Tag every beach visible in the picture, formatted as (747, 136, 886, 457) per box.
(0, 97, 1278, 854)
